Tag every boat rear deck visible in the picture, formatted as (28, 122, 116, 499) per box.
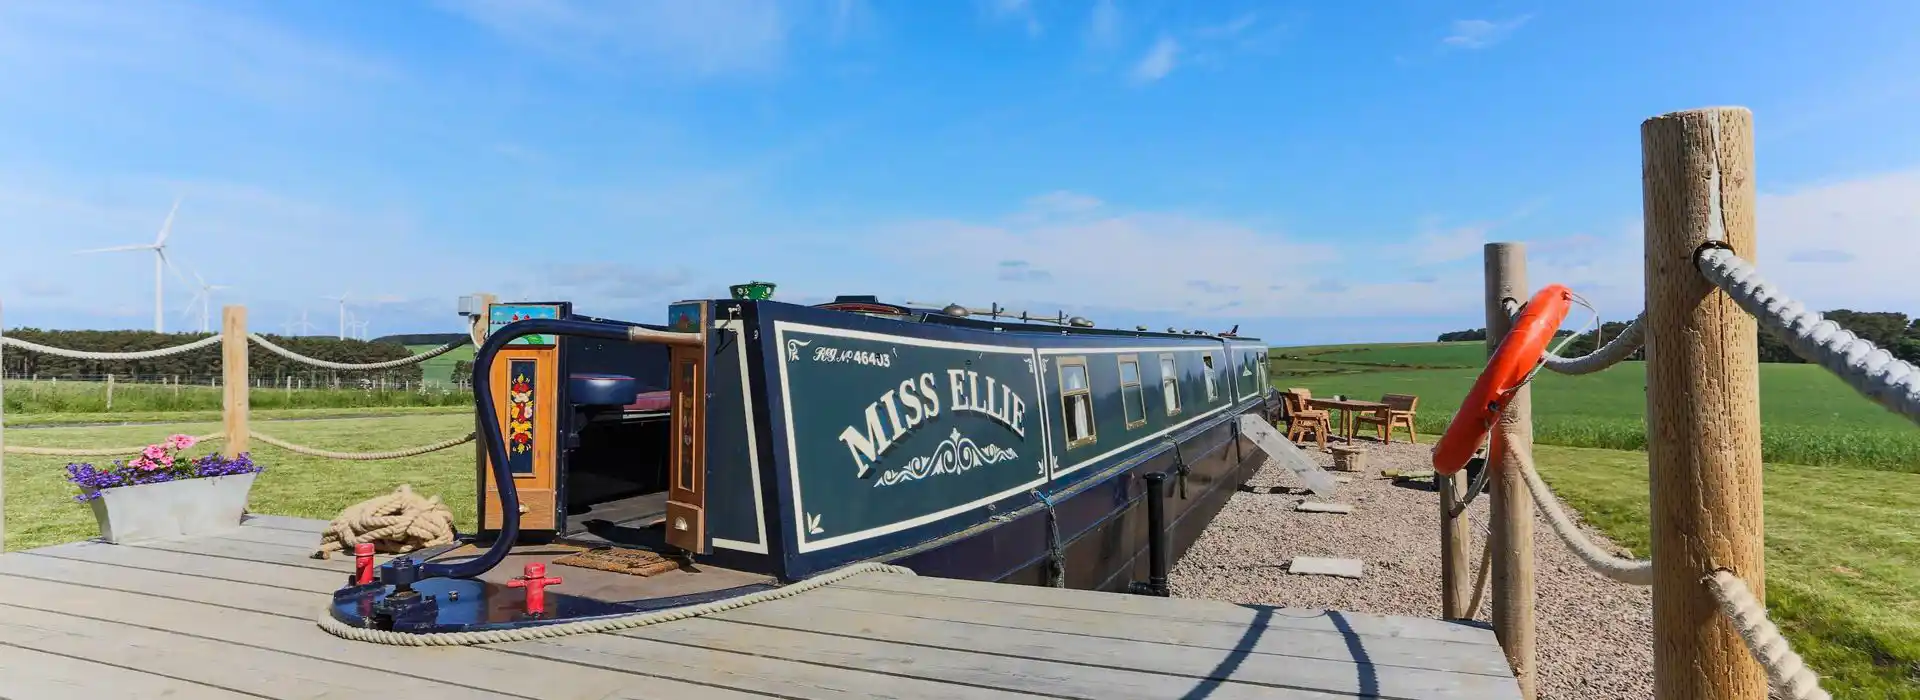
(0, 516, 1521, 699)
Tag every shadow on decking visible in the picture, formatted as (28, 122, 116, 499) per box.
(1176, 603, 1498, 699)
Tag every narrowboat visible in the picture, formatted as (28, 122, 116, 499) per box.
(332, 286, 1281, 634)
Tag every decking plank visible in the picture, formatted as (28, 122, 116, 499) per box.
(711, 593, 1518, 699)
(206, 523, 325, 549)
(835, 573, 1499, 646)
(26, 541, 350, 593)
(0, 549, 322, 617)
(0, 598, 507, 699)
(784, 585, 1510, 676)
(138, 535, 357, 573)
(240, 513, 332, 533)
(0, 642, 263, 700)
(619, 616, 1343, 700)
(0, 572, 767, 700)
(499, 633, 1038, 700)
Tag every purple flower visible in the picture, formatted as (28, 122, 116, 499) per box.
(65, 451, 263, 502)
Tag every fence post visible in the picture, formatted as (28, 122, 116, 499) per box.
(1642, 106, 1766, 700)
(470, 292, 497, 512)
(222, 306, 250, 458)
(1484, 241, 1536, 698)
(106, 373, 115, 410)
(1440, 467, 1471, 618)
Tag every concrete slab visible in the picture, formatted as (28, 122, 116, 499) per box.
(1289, 557, 1365, 579)
(1295, 501, 1355, 514)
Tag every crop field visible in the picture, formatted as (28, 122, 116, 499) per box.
(1279, 340, 1920, 697)
(1274, 342, 1920, 472)
(1, 377, 474, 415)
(408, 343, 476, 389)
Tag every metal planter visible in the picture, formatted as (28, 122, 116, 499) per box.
(87, 472, 258, 544)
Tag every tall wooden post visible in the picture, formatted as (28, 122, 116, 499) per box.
(1439, 472, 1471, 618)
(1642, 106, 1766, 700)
(470, 293, 497, 515)
(222, 306, 250, 457)
(1, 298, 8, 552)
(1484, 242, 1536, 698)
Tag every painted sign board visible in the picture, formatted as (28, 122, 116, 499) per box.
(488, 304, 563, 346)
(773, 322, 1048, 553)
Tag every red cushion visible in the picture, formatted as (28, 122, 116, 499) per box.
(625, 391, 672, 412)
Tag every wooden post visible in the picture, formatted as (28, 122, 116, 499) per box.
(1484, 242, 1536, 698)
(1642, 106, 1766, 700)
(222, 306, 250, 457)
(1439, 468, 1471, 618)
(105, 373, 115, 410)
(470, 293, 497, 514)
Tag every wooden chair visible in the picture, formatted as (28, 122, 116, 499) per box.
(1356, 393, 1418, 444)
(1282, 390, 1329, 449)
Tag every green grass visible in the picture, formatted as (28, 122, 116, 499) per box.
(1275, 360, 1920, 472)
(3, 378, 474, 414)
(3, 405, 468, 427)
(1533, 445, 1920, 698)
(409, 343, 476, 389)
(1277, 341, 1488, 369)
(3, 414, 479, 552)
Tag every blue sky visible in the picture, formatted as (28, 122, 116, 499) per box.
(3, 1, 1918, 345)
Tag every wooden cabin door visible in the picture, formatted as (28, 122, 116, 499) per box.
(664, 345, 708, 553)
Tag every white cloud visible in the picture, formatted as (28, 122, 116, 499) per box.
(1755, 169, 1920, 313)
(982, 0, 1043, 38)
(1130, 37, 1180, 84)
(1084, 0, 1121, 49)
(434, 0, 795, 76)
(1441, 15, 1531, 50)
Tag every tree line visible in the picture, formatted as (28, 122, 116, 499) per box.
(1, 329, 426, 382)
(1436, 309, 1920, 364)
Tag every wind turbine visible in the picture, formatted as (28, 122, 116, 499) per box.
(179, 267, 230, 333)
(321, 292, 351, 339)
(75, 198, 184, 333)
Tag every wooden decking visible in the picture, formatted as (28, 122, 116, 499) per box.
(0, 516, 1521, 699)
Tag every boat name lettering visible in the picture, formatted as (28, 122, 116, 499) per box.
(836, 369, 1029, 479)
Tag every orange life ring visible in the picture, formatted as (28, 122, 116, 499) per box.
(1431, 284, 1573, 475)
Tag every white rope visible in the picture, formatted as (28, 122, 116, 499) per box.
(1698, 246, 1920, 428)
(1504, 432, 1654, 586)
(317, 562, 916, 646)
(1705, 569, 1832, 700)
(0, 334, 220, 361)
(5, 432, 226, 457)
(1501, 298, 1645, 375)
(250, 430, 474, 461)
(247, 334, 469, 371)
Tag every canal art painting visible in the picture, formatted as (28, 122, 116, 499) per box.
(773, 321, 1047, 552)
(506, 360, 537, 475)
(489, 304, 562, 346)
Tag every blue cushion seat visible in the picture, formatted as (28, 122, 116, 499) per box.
(570, 373, 641, 407)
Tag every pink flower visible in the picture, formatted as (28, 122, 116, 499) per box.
(156, 453, 175, 467)
(142, 444, 168, 461)
(130, 456, 158, 471)
(168, 434, 197, 450)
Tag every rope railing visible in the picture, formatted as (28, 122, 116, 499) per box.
(0, 334, 221, 361)
(247, 334, 469, 372)
(1504, 437, 1654, 586)
(1705, 570, 1832, 700)
(1697, 246, 1920, 428)
(3, 432, 227, 457)
(249, 430, 476, 461)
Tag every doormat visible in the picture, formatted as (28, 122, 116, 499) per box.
(552, 547, 682, 577)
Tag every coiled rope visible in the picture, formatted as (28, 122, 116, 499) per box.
(1697, 246, 1920, 428)
(0, 334, 221, 360)
(316, 562, 917, 646)
(4, 432, 226, 457)
(250, 430, 475, 461)
(314, 485, 457, 558)
(248, 334, 469, 371)
(1706, 570, 1832, 700)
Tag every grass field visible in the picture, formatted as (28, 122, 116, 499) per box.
(3, 414, 478, 552)
(1275, 342, 1920, 472)
(1280, 340, 1919, 696)
(2, 377, 474, 414)
(409, 343, 476, 389)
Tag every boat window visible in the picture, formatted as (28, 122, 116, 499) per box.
(1058, 358, 1096, 449)
(1202, 353, 1219, 401)
(1257, 352, 1269, 391)
(1118, 355, 1147, 429)
(1160, 354, 1180, 416)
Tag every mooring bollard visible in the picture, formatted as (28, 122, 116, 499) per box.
(353, 542, 376, 585)
(508, 562, 564, 616)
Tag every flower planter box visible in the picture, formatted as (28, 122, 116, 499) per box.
(87, 472, 258, 544)
(66, 434, 264, 545)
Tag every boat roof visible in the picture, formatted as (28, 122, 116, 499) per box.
(809, 295, 1263, 343)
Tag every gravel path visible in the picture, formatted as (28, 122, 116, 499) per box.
(1169, 438, 1656, 699)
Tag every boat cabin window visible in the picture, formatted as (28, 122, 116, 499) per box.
(1202, 353, 1219, 401)
(1117, 355, 1147, 429)
(1256, 352, 1269, 391)
(1058, 358, 1097, 449)
(1159, 354, 1181, 416)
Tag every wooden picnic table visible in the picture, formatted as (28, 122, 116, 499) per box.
(1309, 397, 1388, 442)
